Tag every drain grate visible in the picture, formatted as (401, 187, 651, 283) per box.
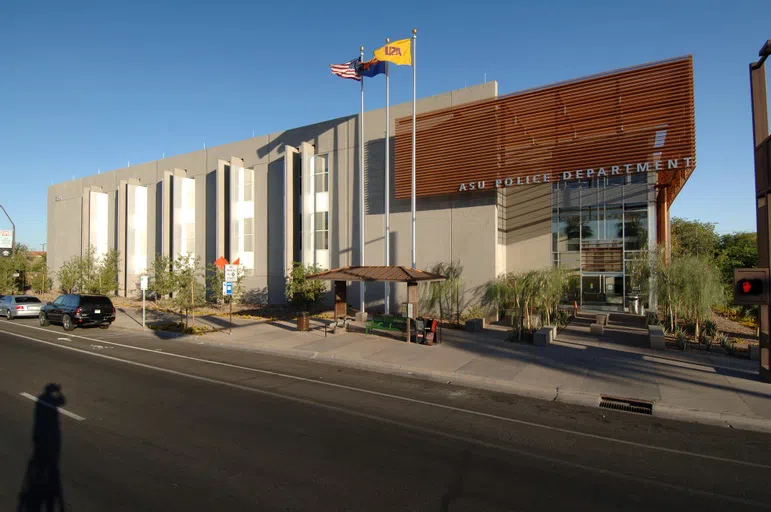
(599, 395, 653, 415)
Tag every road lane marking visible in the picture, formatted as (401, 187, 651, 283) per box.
(58, 338, 70, 341)
(20, 392, 85, 421)
(2, 329, 768, 507)
(2, 322, 771, 471)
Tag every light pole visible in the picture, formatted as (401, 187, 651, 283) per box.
(749, 39, 771, 382)
(0, 204, 15, 257)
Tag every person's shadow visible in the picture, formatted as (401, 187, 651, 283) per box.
(18, 383, 66, 512)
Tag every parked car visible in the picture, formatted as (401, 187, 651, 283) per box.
(39, 294, 116, 331)
(1, 295, 44, 320)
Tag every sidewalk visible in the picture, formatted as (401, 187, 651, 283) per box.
(112, 308, 771, 434)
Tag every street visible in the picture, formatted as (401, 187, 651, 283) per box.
(1, 319, 770, 511)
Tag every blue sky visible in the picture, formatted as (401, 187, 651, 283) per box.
(1, 0, 769, 248)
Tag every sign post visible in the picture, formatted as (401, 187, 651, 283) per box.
(140, 275, 148, 329)
(0, 229, 12, 259)
(223, 281, 233, 334)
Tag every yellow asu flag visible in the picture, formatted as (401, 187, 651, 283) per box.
(374, 38, 412, 66)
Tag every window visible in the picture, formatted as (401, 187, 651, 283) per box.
(314, 212, 329, 250)
(243, 218, 254, 252)
(630, 172, 648, 184)
(16, 297, 41, 303)
(314, 155, 329, 193)
(605, 207, 623, 240)
(53, 296, 65, 306)
(624, 209, 648, 250)
(559, 210, 581, 252)
(582, 208, 600, 241)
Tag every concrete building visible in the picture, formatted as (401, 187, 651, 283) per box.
(47, 56, 695, 313)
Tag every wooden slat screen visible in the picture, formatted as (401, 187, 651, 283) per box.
(394, 56, 695, 205)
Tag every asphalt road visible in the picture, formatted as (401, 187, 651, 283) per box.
(1, 318, 771, 511)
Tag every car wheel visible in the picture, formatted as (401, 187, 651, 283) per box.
(99, 323, 110, 330)
(39, 312, 50, 327)
(5, 309, 11, 320)
(62, 314, 75, 332)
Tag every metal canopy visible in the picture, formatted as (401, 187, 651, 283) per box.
(306, 266, 446, 283)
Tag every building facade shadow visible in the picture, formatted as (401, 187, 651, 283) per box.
(18, 383, 66, 512)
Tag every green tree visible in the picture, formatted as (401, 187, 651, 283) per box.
(671, 217, 720, 259)
(206, 263, 246, 304)
(717, 232, 757, 285)
(173, 254, 206, 328)
(285, 262, 326, 311)
(149, 254, 176, 300)
(57, 258, 80, 293)
(421, 261, 465, 325)
(94, 248, 120, 295)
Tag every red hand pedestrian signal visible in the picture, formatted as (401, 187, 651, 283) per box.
(742, 280, 752, 294)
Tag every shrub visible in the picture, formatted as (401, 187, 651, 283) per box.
(675, 327, 688, 350)
(422, 261, 465, 325)
(285, 262, 327, 311)
(460, 304, 488, 323)
(704, 319, 718, 339)
(700, 332, 712, 351)
(716, 332, 736, 355)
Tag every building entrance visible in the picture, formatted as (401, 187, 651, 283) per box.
(581, 273, 625, 311)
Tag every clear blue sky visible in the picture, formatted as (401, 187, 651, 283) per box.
(1, 0, 769, 248)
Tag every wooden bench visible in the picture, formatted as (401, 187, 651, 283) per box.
(648, 325, 666, 351)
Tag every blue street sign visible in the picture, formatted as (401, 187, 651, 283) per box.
(225, 282, 233, 296)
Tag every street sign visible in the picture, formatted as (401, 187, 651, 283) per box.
(0, 249, 10, 258)
(223, 282, 233, 296)
(734, 268, 769, 305)
(0, 229, 11, 250)
(140, 275, 148, 291)
(224, 264, 238, 283)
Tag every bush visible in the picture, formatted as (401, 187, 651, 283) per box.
(675, 327, 688, 350)
(704, 319, 718, 339)
(285, 262, 327, 311)
(700, 331, 712, 351)
(716, 332, 736, 355)
(460, 304, 488, 323)
(422, 261, 465, 325)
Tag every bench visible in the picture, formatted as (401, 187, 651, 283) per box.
(365, 315, 407, 334)
(534, 326, 554, 346)
(648, 325, 666, 351)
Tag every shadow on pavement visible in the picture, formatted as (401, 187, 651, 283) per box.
(18, 383, 66, 512)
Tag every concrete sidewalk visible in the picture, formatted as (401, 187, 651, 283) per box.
(112, 308, 771, 434)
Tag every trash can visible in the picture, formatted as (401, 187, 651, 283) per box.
(628, 296, 640, 315)
(297, 312, 310, 331)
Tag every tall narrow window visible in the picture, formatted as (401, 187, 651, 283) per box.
(172, 176, 195, 261)
(230, 166, 255, 275)
(314, 212, 329, 250)
(89, 191, 109, 261)
(127, 184, 148, 274)
(314, 155, 329, 193)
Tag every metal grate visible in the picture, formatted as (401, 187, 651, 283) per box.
(599, 395, 653, 415)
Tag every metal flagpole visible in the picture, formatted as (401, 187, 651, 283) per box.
(359, 46, 366, 315)
(384, 41, 391, 315)
(410, 28, 417, 269)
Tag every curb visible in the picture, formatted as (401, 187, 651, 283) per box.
(109, 324, 771, 435)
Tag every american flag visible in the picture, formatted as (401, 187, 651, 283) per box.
(330, 58, 361, 81)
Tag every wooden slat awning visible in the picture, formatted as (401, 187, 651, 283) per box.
(306, 266, 446, 283)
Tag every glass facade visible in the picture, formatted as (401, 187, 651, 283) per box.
(552, 175, 654, 311)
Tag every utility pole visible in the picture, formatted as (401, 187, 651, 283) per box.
(749, 40, 771, 382)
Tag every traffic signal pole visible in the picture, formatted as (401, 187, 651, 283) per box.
(750, 40, 771, 382)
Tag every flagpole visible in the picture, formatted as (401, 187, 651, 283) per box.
(384, 40, 391, 315)
(410, 28, 417, 269)
(359, 46, 366, 315)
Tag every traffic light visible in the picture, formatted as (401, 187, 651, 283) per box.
(734, 269, 769, 305)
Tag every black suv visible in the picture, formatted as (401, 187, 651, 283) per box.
(40, 294, 116, 331)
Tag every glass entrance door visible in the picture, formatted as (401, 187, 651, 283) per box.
(582, 274, 625, 309)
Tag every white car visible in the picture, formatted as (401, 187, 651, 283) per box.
(1, 295, 44, 319)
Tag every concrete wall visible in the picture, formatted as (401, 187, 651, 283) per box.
(47, 81, 502, 310)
